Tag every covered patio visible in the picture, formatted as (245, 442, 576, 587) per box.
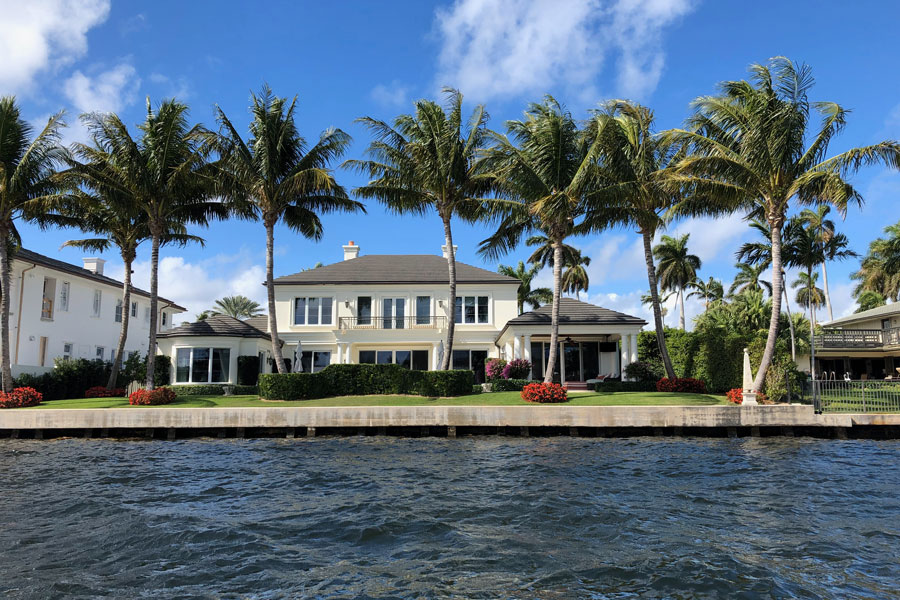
(495, 298, 646, 384)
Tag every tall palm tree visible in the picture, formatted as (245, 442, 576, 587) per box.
(561, 250, 591, 300)
(670, 57, 900, 391)
(524, 234, 582, 269)
(60, 193, 200, 389)
(688, 276, 724, 312)
(854, 290, 886, 313)
(497, 261, 552, 314)
(216, 86, 361, 373)
(653, 233, 700, 330)
(799, 205, 857, 321)
(0, 97, 71, 391)
(74, 99, 223, 389)
(212, 295, 263, 319)
(729, 263, 772, 297)
(793, 271, 825, 319)
(346, 88, 486, 370)
(477, 96, 602, 383)
(581, 100, 682, 378)
(642, 290, 674, 327)
(851, 221, 900, 302)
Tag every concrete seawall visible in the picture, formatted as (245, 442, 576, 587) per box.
(1, 405, 898, 439)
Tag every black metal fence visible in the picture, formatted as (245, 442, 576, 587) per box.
(809, 380, 900, 413)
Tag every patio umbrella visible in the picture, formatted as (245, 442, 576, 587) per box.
(437, 340, 444, 371)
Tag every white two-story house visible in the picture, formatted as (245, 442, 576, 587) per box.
(156, 241, 647, 386)
(8, 248, 185, 376)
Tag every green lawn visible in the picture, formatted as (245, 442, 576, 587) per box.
(24, 391, 728, 409)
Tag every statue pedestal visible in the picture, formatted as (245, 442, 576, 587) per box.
(742, 391, 758, 405)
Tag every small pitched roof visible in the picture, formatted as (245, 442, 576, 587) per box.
(502, 298, 647, 332)
(273, 254, 519, 286)
(16, 248, 186, 311)
(825, 303, 900, 327)
(157, 314, 271, 340)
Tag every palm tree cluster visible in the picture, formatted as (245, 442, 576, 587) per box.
(1, 56, 897, 392)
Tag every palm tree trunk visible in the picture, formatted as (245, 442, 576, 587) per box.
(265, 220, 288, 373)
(145, 230, 161, 389)
(107, 255, 132, 389)
(678, 288, 686, 330)
(808, 266, 817, 377)
(752, 220, 783, 392)
(781, 270, 796, 362)
(0, 230, 13, 393)
(544, 240, 563, 384)
(821, 261, 833, 322)
(641, 230, 676, 379)
(441, 215, 456, 371)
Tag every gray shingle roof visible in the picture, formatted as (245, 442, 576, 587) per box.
(157, 314, 271, 340)
(273, 254, 519, 286)
(825, 303, 900, 327)
(505, 298, 647, 327)
(244, 315, 269, 332)
(16, 248, 186, 311)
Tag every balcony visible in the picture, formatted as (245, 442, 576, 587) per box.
(814, 328, 900, 349)
(338, 316, 447, 330)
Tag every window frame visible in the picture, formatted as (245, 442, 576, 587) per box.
(92, 289, 102, 318)
(115, 299, 123, 323)
(174, 346, 232, 383)
(454, 295, 491, 324)
(95, 346, 105, 360)
(293, 296, 335, 326)
(415, 295, 431, 325)
(59, 281, 70, 312)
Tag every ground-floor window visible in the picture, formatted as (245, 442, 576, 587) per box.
(359, 349, 429, 370)
(295, 351, 331, 373)
(176, 347, 231, 383)
(451, 349, 488, 383)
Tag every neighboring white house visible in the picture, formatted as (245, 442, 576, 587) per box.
(8, 248, 185, 376)
(156, 241, 647, 386)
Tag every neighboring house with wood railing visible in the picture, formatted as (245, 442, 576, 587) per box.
(808, 304, 900, 380)
(7, 249, 185, 377)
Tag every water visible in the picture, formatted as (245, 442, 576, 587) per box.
(0, 437, 898, 599)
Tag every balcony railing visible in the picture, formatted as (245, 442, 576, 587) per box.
(814, 327, 900, 349)
(338, 315, 447, 330)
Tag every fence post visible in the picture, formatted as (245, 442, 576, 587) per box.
(862, 381, 866, 413)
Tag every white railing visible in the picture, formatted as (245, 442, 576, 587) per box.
(814, 328, 900, 349)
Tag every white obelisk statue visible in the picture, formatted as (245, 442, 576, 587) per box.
(741, 348, 758, 405)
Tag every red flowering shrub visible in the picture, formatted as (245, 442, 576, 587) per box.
(726, 388, 770, 405)
(129, 387, 176, 406)
(84, 386, 126, 398)
(521, 382, 569, 403)
(656, 377, 707, 394)
(0, 387, 43, 408)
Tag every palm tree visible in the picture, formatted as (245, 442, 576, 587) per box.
(854, 290, 886, 313)
(581, 100, 682, 378)
(561, 251, 591, 300)
(730, 287, 771, 333)
(788, 223, 827, 374)
(799, 205, 857, 321)
(851, 221, 900, 302)
(216, 86, 361, 373)
(728, 263, 772, 297)
(60, 193, 200, 389)
(642, 289, 674, 328)
(477, 96, 602, 383)
(74, 100, 223, 389)
(212, 295, 263, 319)
(653, 233, 701, 330)
(688, 276, 724, 312)
(524, 234, 582, 269)
(346, 88, 486, 370)
(670, 57, 900, 391)
(497, 261, 552, 314)
(793, 271, 825, 319)
(196, 310, 212, 321)
(0, 97, 70, 391)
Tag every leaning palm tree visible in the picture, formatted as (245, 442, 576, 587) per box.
(60, 192, 201, 389)
(669, 57, 900, 391)
(561, 251, 591, 300)
(799, 205, 857, 321)
(729, 263, 772, 297)
(581, 100, 681, 378)
(653, 233, 700, 330)
(346, 88, 486, 370)
(688, 276, 724, 312)
(0, 97, 71, 391)
(497, 261, 552, 314)
(74, 99, 223, 389)
(211, 295, 263, 319)
(216, 86, 361, 373)
(477, 96, 602, 383)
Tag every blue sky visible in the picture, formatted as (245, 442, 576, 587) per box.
(3, 0, 899, 325)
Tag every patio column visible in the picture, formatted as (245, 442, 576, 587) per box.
(523, 335, 532, 364)
(621, 335, 631, 380)
(505, 341, 513, 361)
(630, 333, 639, 364)
(344, 343, 352, 365)
(432, 342, 440, 370)
(336, 343, 344, 364)
(513, 336, 521, 360)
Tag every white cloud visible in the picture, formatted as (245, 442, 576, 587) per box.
(148, 72, 190, 99)
(0, 0, 111, 93)
(434, 0, 694, 102)
(63, 62, 139, 113)
(371, 81, 411, 107)
(667, 213, 750, 267)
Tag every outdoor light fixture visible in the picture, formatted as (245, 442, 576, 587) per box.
(438, 299, 444, 307)
(344, 300, 350, 308)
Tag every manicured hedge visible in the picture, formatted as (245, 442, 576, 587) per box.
(170, 384, 260, 396)
(656, 377, 707, 394)
(591, 380, 657, 392)
(234, 385, 258, 395)
(492, 378, 540, 392)
(258, 364, 474, 400)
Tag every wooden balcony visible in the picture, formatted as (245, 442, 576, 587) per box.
(814, 328, 900, 349)
(338, 316, 447, 330)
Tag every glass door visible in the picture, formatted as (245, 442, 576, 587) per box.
(382, 298, 406, 329)
(564, 343, 581, 382)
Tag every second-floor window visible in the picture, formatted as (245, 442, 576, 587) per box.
(454, 296, 489, 324)
(162, 311, 167, 326)
(62, 343, 73, 362)
(42, 277, 56, 320)
(144, 307, 150, 324)
(131, 302, 137, 318)
(59, 281, 70, 312)
(92, 289, 102, 317)
(416, 296, 431, 325)
(96, 346, 105, 360)
(115, 300, 123, 323)
(357, 296, 372, 325)
(294, 297, 333, 325)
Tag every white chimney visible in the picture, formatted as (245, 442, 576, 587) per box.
(83, 258, 106, 275)
(342, 240, 360, 261)
(441, 244, 458, 259)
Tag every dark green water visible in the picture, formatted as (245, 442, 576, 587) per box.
(0, 437, 898, 599)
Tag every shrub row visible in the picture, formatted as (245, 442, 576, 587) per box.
(0, 387, 43, 408)
(491, 378, 540, 392)
(15, 354, 172, 401)
(521, 382, 568, 403)
(258, 364, 474, 400)
(656, 377, 707, 394)
(129, 387, 176, 406)
(169, 384, 259, 396)
(591, 380, 657, 392)
(84, 386, 126, 398)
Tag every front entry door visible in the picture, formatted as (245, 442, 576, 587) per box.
(564, 343, 581, 382)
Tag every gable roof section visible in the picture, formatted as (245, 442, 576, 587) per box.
(16, 248, 186, 311)
(157, 314, 271, 340)
(498, 297, 646, 337)
(825, 303, 900, 327)
(273, 254, 519, 286)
